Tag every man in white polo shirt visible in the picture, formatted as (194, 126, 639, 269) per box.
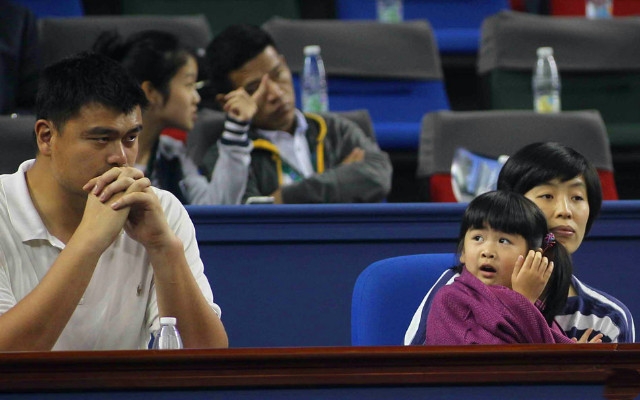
(0, 52, 228, 351)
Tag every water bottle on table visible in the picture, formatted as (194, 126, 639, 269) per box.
(586, 0, 613, 19)
(377, 0, 403, 23)
(302, 45, 329, 113)
(532, 47, 561, 113)
(153, 317, 183, 349)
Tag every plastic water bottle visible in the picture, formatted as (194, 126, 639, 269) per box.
(377, 0, 403, 23)
(301, 45, 329, 113)
(532, 47, 561, 113)
(586, 0, 612, 19)
(153, 317, 183, 349)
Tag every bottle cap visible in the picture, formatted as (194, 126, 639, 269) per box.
(304, 45, 321, 56)
(537, 47, 553, 57)
(160, 317, 177, 325)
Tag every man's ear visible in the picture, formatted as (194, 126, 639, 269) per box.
(34, 119, 54, 155)
(141, 81, 163, 106)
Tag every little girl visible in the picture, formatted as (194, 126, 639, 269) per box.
(425, 190, 602, 345)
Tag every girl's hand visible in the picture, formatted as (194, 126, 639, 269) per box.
(511, 250, 553, 303)
(571, 328, 604, 344)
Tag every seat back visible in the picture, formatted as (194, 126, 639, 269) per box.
(37, 14, 212, 68)
(10, 0, 83, 18)
(336, 0, 509, 54)
(551, 0, 640, 16)
(186, 108, 377, 167)
(351, 253, 456, 346)
(478, 10, 640, 148)
(0, 115, 37, 174)
(262, 17, 449, 151)
(121, 0, 300, 36)
(417, 109, 618, 202)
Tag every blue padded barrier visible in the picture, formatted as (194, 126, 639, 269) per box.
(188, 201, 640, 348)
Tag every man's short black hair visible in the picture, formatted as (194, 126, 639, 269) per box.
(35, 51, 149, 130)
(205, 24, 277, 97)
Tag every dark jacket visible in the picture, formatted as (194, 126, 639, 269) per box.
(0, 0, 40, 114)
(201, 112, 392, 203)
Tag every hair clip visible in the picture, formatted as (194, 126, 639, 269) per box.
(542, 232, 556, 253)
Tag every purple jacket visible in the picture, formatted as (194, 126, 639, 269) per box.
(426, 267, 573, 345)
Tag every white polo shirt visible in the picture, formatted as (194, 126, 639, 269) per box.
(0, 160, 220, 350)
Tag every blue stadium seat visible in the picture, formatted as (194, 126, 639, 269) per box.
(263, 17, 449, 151)
(336, 0, 509, 54)
(351, 253, 456, 346)
(11, 0, 83, 17)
